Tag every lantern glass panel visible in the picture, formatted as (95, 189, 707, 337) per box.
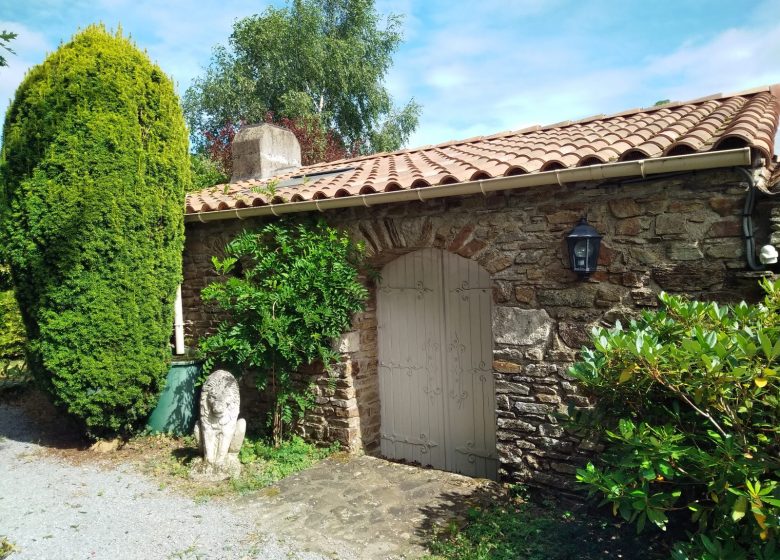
(565, 218, 601, 278)
(573, 239, 593, 258)
(573, 239, 593, 269)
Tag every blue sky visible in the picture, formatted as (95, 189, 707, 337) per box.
(3, 0, 780, 150)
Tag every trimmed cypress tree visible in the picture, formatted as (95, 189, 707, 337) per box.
(0, 26, 189, 436)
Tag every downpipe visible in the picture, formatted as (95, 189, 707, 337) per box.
(174, 284, 185, 355)
(736, 167, 765, 271)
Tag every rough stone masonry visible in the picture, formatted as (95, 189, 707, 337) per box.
(182, 168, 777, 489)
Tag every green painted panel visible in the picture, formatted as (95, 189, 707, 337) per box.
(146, 360, 202, 435)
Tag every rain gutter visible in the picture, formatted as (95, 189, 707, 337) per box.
(186, 147, 752, 224)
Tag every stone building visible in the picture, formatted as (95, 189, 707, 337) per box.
(183, 86, 780, 487)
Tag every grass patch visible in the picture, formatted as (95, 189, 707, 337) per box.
(231, 435, 340, 494)
(167, 542, 206, 559)
(0, 537, 17, 559)
(424, 487, 666, 560)
(137, 433, 338, 499)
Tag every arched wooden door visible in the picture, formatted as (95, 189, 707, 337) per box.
(377, 248, 497, 479)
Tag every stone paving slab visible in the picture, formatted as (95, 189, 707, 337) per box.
(237, 455, 504, 559)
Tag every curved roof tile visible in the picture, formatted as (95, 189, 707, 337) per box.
(187, 86, 780, 216)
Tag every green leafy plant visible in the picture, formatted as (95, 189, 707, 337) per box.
(249, 178, 283, 201)
(424, 491, 660, 560)
(0, 26, 189, 437)
(200, 218, 368, 444)
(568, 279, 780, 558)
(232, 435, 339, 493)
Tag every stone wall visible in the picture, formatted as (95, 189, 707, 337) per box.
(182, 168, 777, 488)
(182, 229, 382, 453)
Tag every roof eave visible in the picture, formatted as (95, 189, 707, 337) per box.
(185, 147, 753, 224)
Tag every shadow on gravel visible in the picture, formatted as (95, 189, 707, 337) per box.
(0, 385, 88, 450)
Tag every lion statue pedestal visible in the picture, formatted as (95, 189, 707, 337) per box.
(190, 369, 246, 481)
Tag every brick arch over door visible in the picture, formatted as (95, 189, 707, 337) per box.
(347, 216, 513, 274)
(377, 248, 498, 479)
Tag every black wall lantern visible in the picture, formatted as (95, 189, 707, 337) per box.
(566, 217, 602, 278)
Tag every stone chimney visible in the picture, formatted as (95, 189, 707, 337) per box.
(230, 123, 302, 182)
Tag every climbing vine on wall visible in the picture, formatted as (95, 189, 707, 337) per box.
(200, 218, 368, 444)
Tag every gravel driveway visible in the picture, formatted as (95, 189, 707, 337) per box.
(0, 390, 502, 560)
(0, 397, 328, 560)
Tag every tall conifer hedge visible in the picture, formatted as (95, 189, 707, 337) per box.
(0, 26, 189, 436)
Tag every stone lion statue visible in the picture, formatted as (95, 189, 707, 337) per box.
(190, 369, 246, 481)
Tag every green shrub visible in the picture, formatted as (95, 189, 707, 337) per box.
(200, 218, 368, 444)
(569, 279, 780, 558)
(0, 25, 189, 437)
(0, 264, 10, 291)
(189, 153, 228, 191)
(0, 265, 26, 380)
(0, 287, 24, 360)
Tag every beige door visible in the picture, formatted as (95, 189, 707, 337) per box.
(377, 248, 497, 479)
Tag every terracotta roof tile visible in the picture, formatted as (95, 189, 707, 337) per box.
(187, 86, 780, 216)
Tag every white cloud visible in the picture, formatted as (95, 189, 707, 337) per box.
(401, 2, 780, 150)
(84, 1, 249, 93)
(0, 21, 50, 53)
(0, 21, 52, 120)
(4, 1, 780, 156)
(641, 18, 780, 155)
(426, 65, 469, 89)
(644, 24, 780, 100)
(0, 3, 250, 130)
